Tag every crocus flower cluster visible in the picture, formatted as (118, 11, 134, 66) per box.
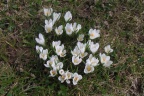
(35, 7, 114, 85)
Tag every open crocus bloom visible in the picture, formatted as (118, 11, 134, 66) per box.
(52, 41, 61, 48)
(72, 73, 82, 85)
(44, 7, 53, 17)
(84, 64, 94, 74)
(86, 54, 99, 67)
(88, 40, 99, 54)
(104, 45, 113, 53)
(50, 69, 57, 77)
(77, 34, 84, 41)
(39, 49, 48, 60)
(44, 55, 58, 68)
(99, 53, 113, 67)
(59, 50, 66, 57)
(72, 56, 82, 65)
(58, 73, 67, 83)
(71, 46, 80, 56)
(64, 11, 72, 22)
(89, 28, 100, 39)
(65, 23, 74, 35)
(35, 33, 45, 45)
(53, 12, 61, 24)
(77, 42, 86, 53)
(44, 60, 54, 68)
(55, 25, 63, 35)
(45, 19, 53, 33)
(65, 71, 73, 79)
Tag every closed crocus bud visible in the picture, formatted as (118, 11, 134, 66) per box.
(35, 33, 45, 45)
(104, 45, 113, 53)
(39, 49, 48, 60)
(53, 12, 61, 24)
(45, 19, 53, 33)
(44, 7, 53, 17)
(73, 22, 82, 33)
(65, 23, 73, 35)
(64, 11, 72, 22)
(52, 41, 61, 48)
(77, 42, 86, 53)
(77, 34, 84, 41)
(36, 45, 43, 53)
(55, 25, 63, 35)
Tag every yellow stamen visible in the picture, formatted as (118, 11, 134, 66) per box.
(86, 65, 91, 71)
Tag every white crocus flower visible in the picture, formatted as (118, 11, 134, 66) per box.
(36, 45, 43, 53)
(103, 60, 113, 67)
(44, 7, 53, 17)
(55, 44, 66, 57)
(64, 11, 72, 22)
(84, 65, 94, 74)
(104, 45, 113, 53)
(59, 69, 65, 75)
(66, 80, 70, 84)
(59, 50, 66, 57)
(55, 45, 63, 56)
(44, 60, 54, 68)
(65, 71, 72, 79)
(39, 49, 48, 60)
(65, 71, 73, 84)
(65, 23, 73, 35)
(52, 41, 61, 48)
(86, 54, 99, 67)
(44, 55, 58, 68)
(76, 24, 82, 33)
(45, 19, 53, 33)
(55, 25, 63, 35)
(35, 33, 45, 45)
(55, 62, 63, 70)
(88, 40, 99, 54)
(77, 42, 86, 53)
(72, 73, 82, 85)
(99, 53, 110, 64)
(72, 56, 82, 65)
(73, 23, 82, 33)
(73, 22, 77, 31)
(99, 53, 113, 67)
(77, 34, 84, 41)
(53, 12, 61, 24)
(71, 46, 80, 56)
(50, 69, 57, 77)
(58, 73, 67, 83)
(89, 28, 100, 39)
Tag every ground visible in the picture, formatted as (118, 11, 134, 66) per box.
(0, 0, 144, 96)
